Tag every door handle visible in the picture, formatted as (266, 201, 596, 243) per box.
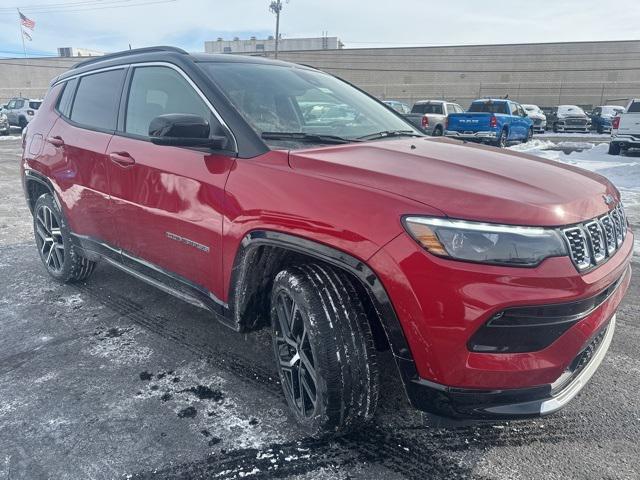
(109, 152, 136, 167)
(46, 136, 64, 147)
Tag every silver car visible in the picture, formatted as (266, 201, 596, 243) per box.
(4, 97, 43, 130)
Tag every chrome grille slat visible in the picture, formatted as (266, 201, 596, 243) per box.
(563, 227, 591, 270)
(562, 203, 628, 271)
(585, 221, 606, 263)
(599, 215, 616, 254)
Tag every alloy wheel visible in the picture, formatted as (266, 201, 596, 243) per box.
(35, 205, 65, 273)
(273, 290, 318, 418)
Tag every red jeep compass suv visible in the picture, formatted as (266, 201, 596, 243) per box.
(21, 47, 633, 436)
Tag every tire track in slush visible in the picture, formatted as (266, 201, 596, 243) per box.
(73, 281, 595, 480)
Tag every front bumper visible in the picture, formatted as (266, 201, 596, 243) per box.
(369, 226, 633, 418)
(399, 312, 617, 419)
(555, 123, 590, 132)
(445, 131, 497, 141)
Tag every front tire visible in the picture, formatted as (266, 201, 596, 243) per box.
(33, 193, 96, 283)
(270, 264, 379, 437)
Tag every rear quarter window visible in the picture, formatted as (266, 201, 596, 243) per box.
(70, 69, 125, 131)
(56, 78, 78, 117)
(29, 101, 42, 110)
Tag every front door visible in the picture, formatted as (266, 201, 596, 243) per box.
(106, 65, 235, 301)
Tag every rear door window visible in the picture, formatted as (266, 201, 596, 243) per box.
(70, 69, 125, 131)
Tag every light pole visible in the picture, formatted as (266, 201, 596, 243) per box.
(269, 0, 283, 59)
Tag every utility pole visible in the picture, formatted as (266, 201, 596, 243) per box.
(269, 0, 283, 59)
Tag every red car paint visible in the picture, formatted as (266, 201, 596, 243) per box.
(21, 55, 633, 415)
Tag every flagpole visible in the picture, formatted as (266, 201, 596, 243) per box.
(17, 9, 26, 58)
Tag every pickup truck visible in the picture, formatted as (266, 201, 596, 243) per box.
(445, 99, 534, 147)
(404, 100, 464, 136)
(609, 98, 640, 155)
(591, 105, 626, 134)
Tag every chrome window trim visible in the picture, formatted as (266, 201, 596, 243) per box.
(53, 61, 238, 153)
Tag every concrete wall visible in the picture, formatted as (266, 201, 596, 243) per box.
(0, 57, 78, 104)
(1, 40, 639, 109)
(270, 40, 640, 109)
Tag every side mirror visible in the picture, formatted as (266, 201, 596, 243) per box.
(149, 113, 227, 149)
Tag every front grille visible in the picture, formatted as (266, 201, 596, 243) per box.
(565, 118, 587, 126)
(534, 119, 543, 126)
(562, 203, 628, 271)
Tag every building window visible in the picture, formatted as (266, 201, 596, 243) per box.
(256, 44, 265, 51)
(223, 47, 232, 53)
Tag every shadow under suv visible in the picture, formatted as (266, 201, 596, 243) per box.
(21, 47, 633, 436)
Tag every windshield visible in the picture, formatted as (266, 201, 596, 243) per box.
(558, 105, 585, 116)
(200, 62, 419, 146)
(523, 105, 539, 112)
(469, 101, 509, 114)
(411, 103, 443, 115)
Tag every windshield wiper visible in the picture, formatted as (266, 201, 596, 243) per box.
(261, 132, 359, 144)
(357, 130, 422, 141)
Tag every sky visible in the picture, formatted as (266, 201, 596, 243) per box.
(1, 0, 640, 57)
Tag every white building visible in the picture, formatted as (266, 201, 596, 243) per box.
(57, 47, 105, 58)
(204, 36, 343, 55)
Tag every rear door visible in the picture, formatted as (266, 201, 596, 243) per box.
(46, 68, 126, 247)
(106, 64, 236, 301)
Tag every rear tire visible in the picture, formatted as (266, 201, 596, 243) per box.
(33, 193, 96, 283)
(608, 142, 621, 156)
(270, 264, 379, 437)
(494, 128, 508, 148)
(432, 126, 443, 137)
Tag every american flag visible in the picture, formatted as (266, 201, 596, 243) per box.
(19, 12, 35, 30)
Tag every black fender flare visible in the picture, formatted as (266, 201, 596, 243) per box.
(23, 168, 58, 213)
(228, 230, 414, 362)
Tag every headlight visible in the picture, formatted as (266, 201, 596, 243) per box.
(403, 217, 568, 267)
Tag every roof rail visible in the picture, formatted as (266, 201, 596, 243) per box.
(72, 46, 188, 70)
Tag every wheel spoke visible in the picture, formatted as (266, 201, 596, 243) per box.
(299, 349, 317, 384)
(53, 246, 64, 268)
(300, 368, 316, 408)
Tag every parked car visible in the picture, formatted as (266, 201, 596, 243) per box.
(404, 100, 464, 136)
(591, 105, 626, 134)
(522, 104, 547, 133)
(4, 97, 43, 129)
(609, 98, 640, 155)
(22, 47, 632, 436)
(0, 112, 9, 135)
(550, 105, 591, 133)
(445, 98, 534, 147)
(383, 100, 411, 115)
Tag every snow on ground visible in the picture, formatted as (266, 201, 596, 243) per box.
(0, 135, 21, 141)
(510, 140, 640, 257)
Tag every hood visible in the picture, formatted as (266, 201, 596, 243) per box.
(288, 138, 619, 227)
(527, 112, 546, 120)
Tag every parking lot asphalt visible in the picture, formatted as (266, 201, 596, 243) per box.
(1, 135, 639, 479)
